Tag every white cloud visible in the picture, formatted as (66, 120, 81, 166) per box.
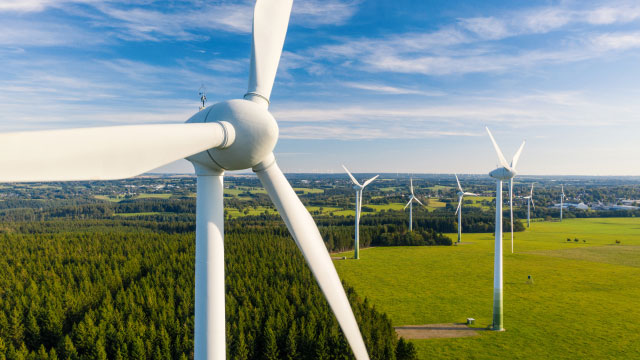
(342, 82, 445, 96)
(591, 31, 640, 51)
(292, 0, 360, 27)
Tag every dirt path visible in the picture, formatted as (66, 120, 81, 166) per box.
(395, 323, 485, 339)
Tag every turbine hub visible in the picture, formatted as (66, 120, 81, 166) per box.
(489, 167, 516, 181)
(186, 99, 278, 172)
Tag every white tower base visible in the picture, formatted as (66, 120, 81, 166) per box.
(194, 173, 226, 359)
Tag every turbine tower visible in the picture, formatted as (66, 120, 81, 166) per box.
(343, 165, 378, 260)
(486, 127, 525, 331)
(0, 1, 371, 359)
(522, 184, 535, 228)
(560, 185, 566, 221)
(454, 174, 479, 244)
(404, 178, 424, 231)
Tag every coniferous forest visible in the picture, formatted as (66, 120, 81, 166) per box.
(0, 176, 428, 359)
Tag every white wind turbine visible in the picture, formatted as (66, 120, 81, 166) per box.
(404, 178, 423, 231)
(486, 127, 525, 331)
(454, 174, 479, 244)
(508, 141, 526, 253)
(343, 165, 378, 260)
(560, 185, 566, 221)
(0, 1, 370, 359)
(522, 184, 535, 228)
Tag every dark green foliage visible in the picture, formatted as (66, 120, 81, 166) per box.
(0, 218, 414, 359)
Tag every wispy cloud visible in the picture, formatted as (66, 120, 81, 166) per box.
(295, 1, 640, 77)
(342, 82, 445, 96)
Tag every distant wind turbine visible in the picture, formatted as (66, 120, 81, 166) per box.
(404, 178, 424, 231)
(486, 127, 525, 331)
(522, 184, 535, 228)
(508, 141, 526, 253)
(343, 165, 378, 260)
(454, 174, 479, 243)
(560, 185, 566, 221)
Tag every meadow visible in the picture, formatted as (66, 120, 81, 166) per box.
(334, 218, 640, 359)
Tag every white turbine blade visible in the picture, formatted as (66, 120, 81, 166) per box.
(410, 177, 414, 195)
(342, 165, 361, 186)
(530, 183, 534, 197)
(511, 140, 526, 169)
(531, 198, 535, 210)
(362, 175, 379, 188)
(455, 174, 463, 192)
(404, 197, 413, 210)
(0, 123, 230, 182)
(465, 192, 480, 196)
(254, 157, 370, 360)
(485, 127, 510, 169)
(414, 196, 424, 206)
(245, 0, 293, 104)
(455, 196, 463, 215)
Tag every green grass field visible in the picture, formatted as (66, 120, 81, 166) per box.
(334, 218, 640, 359)
(94, 193, 172, 202)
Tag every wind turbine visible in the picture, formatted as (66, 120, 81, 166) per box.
(508, 141, 526, 253)
(486, 127, 525, 331)
(454, 174, 479, 244)
(404, 178, 423, 231)
(343, 165, 378, 260)
(0, 1, 371, 359)
(560, 185, 566, 221)
(522, 183, 535, 228)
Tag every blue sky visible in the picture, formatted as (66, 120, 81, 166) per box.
(1, 0, 640, 175)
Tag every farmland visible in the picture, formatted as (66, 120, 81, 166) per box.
(334, 218, 640, 359)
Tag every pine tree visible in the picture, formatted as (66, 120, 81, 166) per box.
(24, 309, 40, 350)
(36, 345, 48, 360)
(9, 307, 24, 347)
(58, 335, 78, 360)
(284, 323, 298, 360)
(263, 327, 278, 360)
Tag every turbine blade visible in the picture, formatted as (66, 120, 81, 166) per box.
(0, 123, 230, 182)
(245, 0, 293, 105)
(404, 198, 412, 210)
(465, 192, 480, 196)
(531, 198, 535, 210)
(455, 196, 463, 215)
(362, 175, 379, 188)
(342, 165, 361, 186)
(414, 196, 424, 206)
(410, 177, 414, 195)
(511, 140, 526, 169)
(530, 183, 534, 196)
(485, 127, 510, 169)
(455, 174, 463, 192)
(254, 157, 370, 360)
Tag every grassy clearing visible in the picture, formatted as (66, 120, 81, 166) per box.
(114, 212, 163, 217)
(465, 196, 494, 210)
(293, 187, 324, 194)
(334, 218, 640, 359)
(94, 193, 171, 202)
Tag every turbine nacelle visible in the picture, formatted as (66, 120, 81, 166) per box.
(489, 167, 516, 181)
(187, 99, 278, 172)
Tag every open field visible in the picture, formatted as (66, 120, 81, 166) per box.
(94, 193, 172, 202)
(334, 218, 640, 359)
